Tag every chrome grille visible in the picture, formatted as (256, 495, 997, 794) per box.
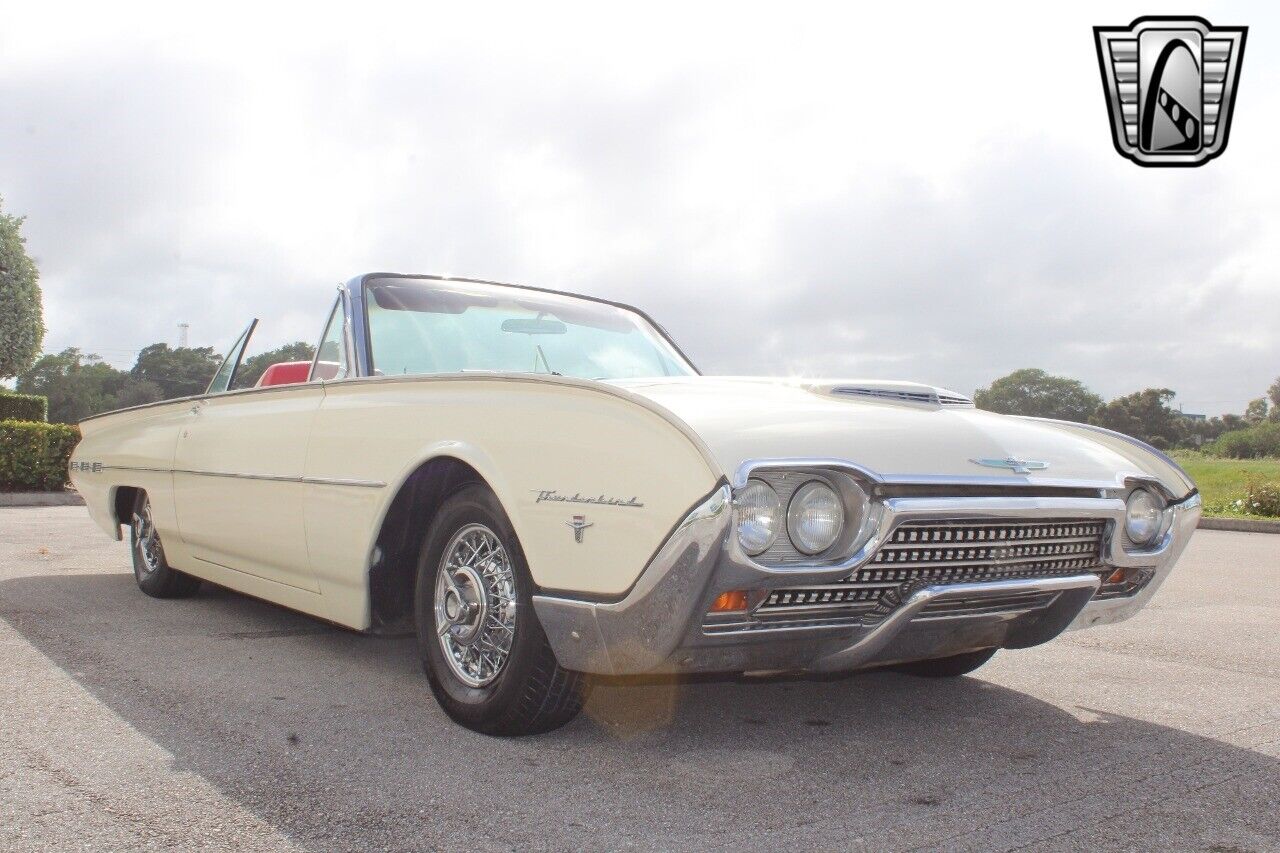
(756, 519, 1107, 616)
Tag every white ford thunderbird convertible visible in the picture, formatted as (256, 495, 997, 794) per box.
(69, 273, 1201, 734)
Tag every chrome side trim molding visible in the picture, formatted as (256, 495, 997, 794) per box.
(101, 465, 385, 488)
(77, 380, 325, 425)
(303, 476, 387, 488)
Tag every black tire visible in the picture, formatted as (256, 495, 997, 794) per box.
(129, 491, 202, 599)
(892, 648, 997, 678)
(415, 483, 588, 735)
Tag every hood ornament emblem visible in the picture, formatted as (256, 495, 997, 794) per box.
(969, 457, 1049, 474)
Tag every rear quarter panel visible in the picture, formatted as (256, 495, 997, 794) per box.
(303, 375, 720, 628)
(70, 401, 191, 562)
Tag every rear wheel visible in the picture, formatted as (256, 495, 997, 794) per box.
(129, 491, 202, 598)
(415, 484, 588, 736)
(891, 648, 997, 678)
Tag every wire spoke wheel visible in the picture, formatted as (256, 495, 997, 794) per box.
(433, 523, 517, 688)
(132, 500, 164, 574)
(126, 491, 200, 599)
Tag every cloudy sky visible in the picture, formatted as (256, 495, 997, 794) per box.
(2, 1, 1276, 415)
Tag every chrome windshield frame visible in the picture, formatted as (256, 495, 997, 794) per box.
(343, 272, 699, 380)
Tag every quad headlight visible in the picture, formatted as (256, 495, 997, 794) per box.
(735, 479, 781, 555)
(786, 480, 845, 554)
(1124, 488, 1164, 546)
(735, 471, 878, 562)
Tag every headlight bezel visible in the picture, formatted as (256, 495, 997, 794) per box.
(733, 467, 881, 565)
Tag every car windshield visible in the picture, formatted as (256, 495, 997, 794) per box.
(363, 277, 695, 381)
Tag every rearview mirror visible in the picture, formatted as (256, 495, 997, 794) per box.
(501, 318, 567, 335)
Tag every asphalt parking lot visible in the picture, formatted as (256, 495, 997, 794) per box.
(1, 507, 1277, 852)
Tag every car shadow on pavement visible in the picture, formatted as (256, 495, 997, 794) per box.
(2, 571, 1277, 852)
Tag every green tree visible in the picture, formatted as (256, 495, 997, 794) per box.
(1180, 415, 1231, 449)
(1267, 376, 1280, 421)
(0, 196, 45, 379)
(130, 344, 222, 400)
(1244, 397, 1269, 424)
(1220, 413, 1246, 432)
(974, 368, 1103, 423)
(1090, 388, 1185, 450)
(114, 379, 164, 409)
(233, 341, 316, 389)
(15, 348, 152, 423)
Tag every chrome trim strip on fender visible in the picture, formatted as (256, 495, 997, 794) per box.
(302, 476, 386, 488)
(101, 465, 385, 488)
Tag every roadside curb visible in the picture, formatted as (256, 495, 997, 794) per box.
(0, 491, 85, 508)
(1199, 517, 1280, 534)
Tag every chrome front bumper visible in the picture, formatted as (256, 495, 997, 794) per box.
(532, 485, 1202, 676)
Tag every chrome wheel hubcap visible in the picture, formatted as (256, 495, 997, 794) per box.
(434, 524, 517, 687)
(132, 502, 163, 574)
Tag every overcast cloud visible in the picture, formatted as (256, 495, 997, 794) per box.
(2, 1, 1277, 415)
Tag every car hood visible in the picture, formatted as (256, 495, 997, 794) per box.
(608, 377, 1194, 496)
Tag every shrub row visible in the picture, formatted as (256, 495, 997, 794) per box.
(1208, 421, 1280, 459)
(1243, 479, 1280, 517)
(0, 420, 81, 491)
(0, 391, 48, 422)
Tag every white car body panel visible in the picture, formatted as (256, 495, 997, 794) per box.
(72, 374, 719, 629)
(610, 376, 1195, 495)
(68, 273, 1200, 677)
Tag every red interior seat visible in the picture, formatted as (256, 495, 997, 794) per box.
(255, 361, 313, 387)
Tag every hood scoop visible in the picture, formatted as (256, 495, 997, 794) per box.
(817, 380, 974, 408)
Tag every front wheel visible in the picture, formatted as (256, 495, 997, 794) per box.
(129, 491, 201, 599)
(415, 484, 588, 735)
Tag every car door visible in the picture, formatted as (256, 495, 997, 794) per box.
(172, 320, 325, 593)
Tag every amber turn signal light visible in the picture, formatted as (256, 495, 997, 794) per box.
(1105, 567, 1127, 585)
(709, 590, 750, 613)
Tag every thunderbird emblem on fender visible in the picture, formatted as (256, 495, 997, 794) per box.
(969, 457, 1049, 475)
(565, 515, 593, 544)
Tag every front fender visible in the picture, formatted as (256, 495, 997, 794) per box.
(1017, 417, 1197, 500)
(301, 374, 722, 628)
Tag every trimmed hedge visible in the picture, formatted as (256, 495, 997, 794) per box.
(0, 420, 80, 491)
(0, 391, 48, 422)
(1208, 421, 1280, 459)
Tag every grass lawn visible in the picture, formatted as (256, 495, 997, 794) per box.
(1170, 450, 1280, 520)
